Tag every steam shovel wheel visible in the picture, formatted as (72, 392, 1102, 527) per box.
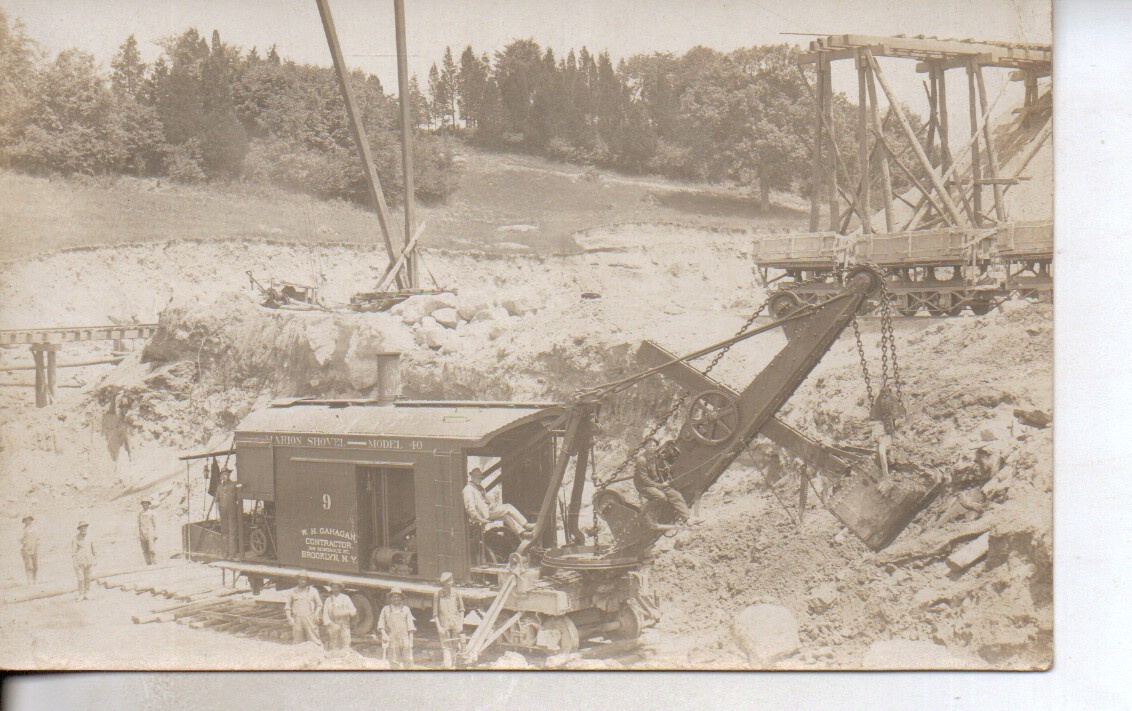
(350, 592, 375, 636)
(248, 527, 270, 557)
(607, 604, 644, 642)
(688, 390, 739, 445)
(768, 291, 802, 320)
(543, 615, 580, 655)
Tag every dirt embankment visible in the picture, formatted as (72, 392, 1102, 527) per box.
(0, 226, 763, 507)
(650, 302, 1052, 669)
(0, 227, 1051, 670)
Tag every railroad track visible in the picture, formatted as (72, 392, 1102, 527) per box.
(108, 564, 637, 666)
(176, 598, 293, 642)
(97, 562, 232, 602)
(167, 597, 449, 663)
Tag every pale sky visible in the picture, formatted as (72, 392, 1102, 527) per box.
(4, 0, 1050, 130)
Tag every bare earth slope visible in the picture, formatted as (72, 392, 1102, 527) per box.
(0, 157, 1049, 669)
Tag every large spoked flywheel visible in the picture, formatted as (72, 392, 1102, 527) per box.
(686, 390, 739, 445)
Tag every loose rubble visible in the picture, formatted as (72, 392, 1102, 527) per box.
(649, 300, 1052, 669)
(0, 227, 1051, 670)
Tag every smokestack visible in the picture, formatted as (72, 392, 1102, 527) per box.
(375, 352, 402, 406)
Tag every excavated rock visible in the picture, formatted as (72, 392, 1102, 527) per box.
(431, 307, 461, 329)
(730, 604, 800, 665)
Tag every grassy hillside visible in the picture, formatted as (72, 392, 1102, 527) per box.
(0, 149, 808, 261)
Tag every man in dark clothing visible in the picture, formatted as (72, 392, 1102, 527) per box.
(216, 469, 241, 558)
(634, 438, 693, 526)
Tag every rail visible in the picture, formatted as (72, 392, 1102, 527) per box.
(0, 323, 158, 346)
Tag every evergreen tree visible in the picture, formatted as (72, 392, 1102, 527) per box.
(409, 73, 431, 129)
(457, 45, 486, 128)
(110, 35, 164, 175)
(494, 39, 543, 139)
(427, 62, 449, 129)
(110, 35, 146, 100)
(440, 45, 458, 126)
(155, 28, 209, 147)
(198, 29, 247, 176)
(141, 55, 166, 107)
(472, 76, 504, 146)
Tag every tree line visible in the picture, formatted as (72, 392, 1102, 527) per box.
(422, 39, 926, 210)
(0, 11, 457, 205)
(0, 10, 925, 211)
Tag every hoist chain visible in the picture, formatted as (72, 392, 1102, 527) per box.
(592, 270, 830, 488)
(879, 287, 904, 404)
(852, 315, 874, 407)
(853, 263, 905, 411)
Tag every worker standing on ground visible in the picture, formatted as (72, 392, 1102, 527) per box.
(285, 572, 323, 646)
(432, 572, 465, 668)
(216, 468, 241, 558)
(322, 582, 357, 651)
(634, 438, 695, 527)
(378, 588, 415, 669)
(137, 499, 158, 565)
(463, 467, 536, 538)
(20, 515, 39, 584)
(71, 522, 96, 600)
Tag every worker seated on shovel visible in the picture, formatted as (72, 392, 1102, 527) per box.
(869, 385, 907, 495)
(634, 438, 701, 530)
(463, 467, 536, 538)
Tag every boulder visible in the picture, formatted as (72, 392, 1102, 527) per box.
(489, 651, 530, 669)
(500, 293, 544, 316)
(487, 321, 510, 341)
(414, 316, 441, 348)
(425, 328, 452, 351)
(414, 317, 451, 350)
(439, 333, 463, 354)
(1013, 408, 1051, 429)
(457, 292, 492, 321)
(472, 306, 509, 323)
(304, 316, 341, 366)
(730, 604, 800, 665)
(398, 292, 458, 323)
(432, 307, 461, 329)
